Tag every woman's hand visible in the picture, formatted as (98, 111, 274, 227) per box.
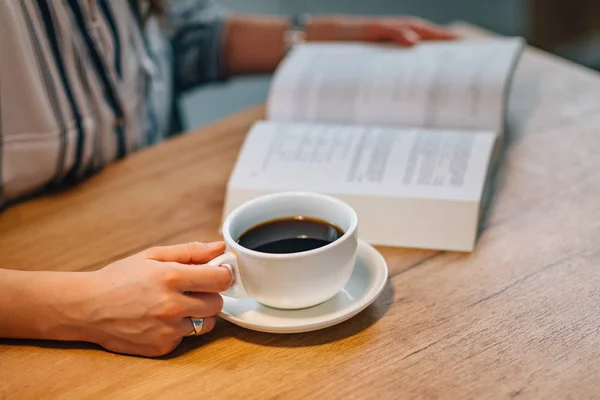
(74, 241, 231, 357)
(224, 15, 457, 75)
(309, 16, 458, 46)
(0, 241, 231, 358)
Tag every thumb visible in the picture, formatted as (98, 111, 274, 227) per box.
(144, 241, 226, 264)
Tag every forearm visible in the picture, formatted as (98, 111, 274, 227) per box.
(0, 269, 90, 341)
(222, 15, 353, 76)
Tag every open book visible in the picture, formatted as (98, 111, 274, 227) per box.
(222, 38, 525, 252)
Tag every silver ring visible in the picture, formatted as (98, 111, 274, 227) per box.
(186, 318, 204, 337)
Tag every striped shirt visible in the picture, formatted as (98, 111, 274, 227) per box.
(0, 0, 225, 207)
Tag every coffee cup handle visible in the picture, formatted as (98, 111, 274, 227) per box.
(207, 251, 249, 299)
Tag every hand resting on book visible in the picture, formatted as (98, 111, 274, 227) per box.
(308, 16, 458, 47)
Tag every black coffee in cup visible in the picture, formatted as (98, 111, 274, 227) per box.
(237, 217, 344, 254)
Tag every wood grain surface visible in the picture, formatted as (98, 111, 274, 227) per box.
(2, 24, 600, 400)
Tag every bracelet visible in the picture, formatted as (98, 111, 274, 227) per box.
(283, 13, 311, 53)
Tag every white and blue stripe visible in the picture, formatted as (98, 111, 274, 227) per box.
(0, 0, 226, 207)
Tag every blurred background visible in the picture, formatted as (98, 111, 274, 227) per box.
(181, 0, 600, 129)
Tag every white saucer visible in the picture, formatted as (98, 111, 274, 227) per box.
(219, 240, 388, 334)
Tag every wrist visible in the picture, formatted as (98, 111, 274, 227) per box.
(306, 17, 338, 41)
(27, 271, 95, 342)
(307, 16, 365, 42)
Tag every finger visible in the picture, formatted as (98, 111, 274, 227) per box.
(407, 20, 458, 40)
(361, 21, 420, 46)
(182, 292, 224, 317)
(145, 241, 226, 264)
(386, 26, 420, 46)
(164, 263, 232, 293)
(179, 316, 217, 337)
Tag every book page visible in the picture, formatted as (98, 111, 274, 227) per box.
(267, 38, 524, 132)
(228, 121, 498, 202)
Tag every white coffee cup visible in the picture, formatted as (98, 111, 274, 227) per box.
(208, 192, 358, 309)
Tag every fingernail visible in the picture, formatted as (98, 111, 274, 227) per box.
(207, 241, 224, 249)
(404, 30, 420, 44)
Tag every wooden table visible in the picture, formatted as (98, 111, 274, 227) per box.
(2, 24, 600, 399)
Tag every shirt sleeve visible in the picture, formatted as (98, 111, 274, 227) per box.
(166, 0, 228, 92)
